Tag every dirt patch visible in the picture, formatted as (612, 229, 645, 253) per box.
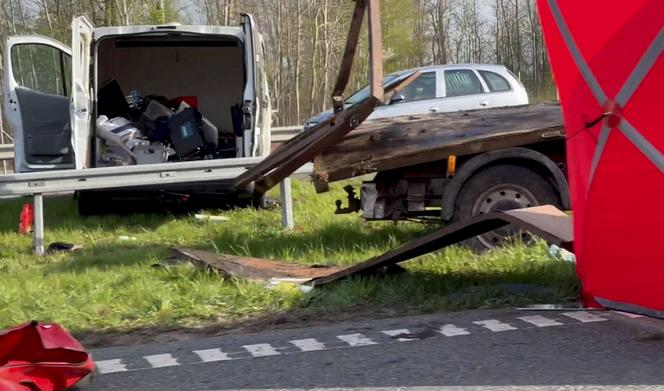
(75, 304, 424, 349)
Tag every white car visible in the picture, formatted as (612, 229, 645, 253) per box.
(305, 64, 529, 128)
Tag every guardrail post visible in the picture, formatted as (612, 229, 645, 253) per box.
(33, 194, 45, 256)
(280, 177, 294, 230)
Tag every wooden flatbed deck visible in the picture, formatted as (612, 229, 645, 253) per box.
(313, 102, 564, 184)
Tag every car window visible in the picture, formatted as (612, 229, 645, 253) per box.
(11, 43, 71, 97)
(444, 69, 483, 97)
(397, 71, 436, 103)
(345, 74, 400, 105)
(479, 70, 511, 92)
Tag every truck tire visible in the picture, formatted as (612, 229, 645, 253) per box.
(452, 163, 562, 251)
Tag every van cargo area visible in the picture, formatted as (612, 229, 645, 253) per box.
(94, 34, 247, 167)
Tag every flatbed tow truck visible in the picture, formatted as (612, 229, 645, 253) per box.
(314, 102, 568, 249)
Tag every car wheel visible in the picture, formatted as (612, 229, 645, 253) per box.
(452, 163, 562, 251)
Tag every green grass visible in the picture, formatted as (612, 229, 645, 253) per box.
(0, 179, 579, 334)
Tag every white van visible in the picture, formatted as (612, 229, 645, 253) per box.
(3, 15, 271, 212)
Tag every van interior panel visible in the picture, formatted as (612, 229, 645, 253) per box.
(96, 36, 245, 136)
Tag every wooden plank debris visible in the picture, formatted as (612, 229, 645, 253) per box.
(173, 248, 341, 282)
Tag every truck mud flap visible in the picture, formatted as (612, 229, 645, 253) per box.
(308, 205, 573, 286)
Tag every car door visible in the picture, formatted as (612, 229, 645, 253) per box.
(440, 68, 490, 112)
(3, 36, 73, 172)
(71, 15, 94, 170)
(240, 13, 258, 158)
(371, 71, 440, 119)
(256, 34, 272, 157)
(476, 69, 529, 108)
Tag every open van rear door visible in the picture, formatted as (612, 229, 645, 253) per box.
(71, 15, 94, 169)
(2, 36, 73, 172)
(240, 13, 257, 158)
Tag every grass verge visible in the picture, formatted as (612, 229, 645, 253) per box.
(0, 179, 578, 337)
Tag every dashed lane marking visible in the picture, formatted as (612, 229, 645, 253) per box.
(518, 315, 564, 327)
(381, 329, 418, 342)
(95, 312, 619, 375)
(95, 359, 128, 374)
(562, 311, 608, 323)
(143, 354, 179, 368)
(289, 338, 327, 351)
(473, 319, 517, 332)
(243, 343, 281, 357)
(337, 333, 378, 347)
(438, 324, 471, 337)
(193, 348, 232, 362)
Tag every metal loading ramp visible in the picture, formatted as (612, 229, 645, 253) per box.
(308, 205, 573, 286)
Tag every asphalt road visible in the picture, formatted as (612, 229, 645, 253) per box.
(88, 309, 664, 390)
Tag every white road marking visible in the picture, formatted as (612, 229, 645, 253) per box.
(95, 359, 128, 374)
(381, 329, 418, 341)
(243, 343, 281, 357)
(289, 338, 327, 351)
(95, 312, 616, 375)
(562, 311, 608, 323)
(614, 311, 645, 319)
(143, 354, 179, 368)
(517, 315, 564, 327)
(474, 319, 517, 332)
(337, 333, 378, 347)
(438, 324, 471, 336)
(193, 348, 232, 362)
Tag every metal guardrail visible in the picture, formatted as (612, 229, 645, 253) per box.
(271, 126, 304, 143)
(0, 144, 13, 161)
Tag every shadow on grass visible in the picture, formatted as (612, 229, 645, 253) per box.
(44, 242, 171, 274)
(0, 193, 250, 233)
(0, 195, 179, 233)
(208, 220, 436, 263)
(41, 220, 431, 274)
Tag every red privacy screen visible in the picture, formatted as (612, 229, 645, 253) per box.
(537, 0, 663, 316)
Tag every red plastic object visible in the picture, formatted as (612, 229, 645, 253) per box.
(0, 322, 95, 391)
(18, 204, 33, 235)
(538, 0, 664, 315)
(171, 96, 198, 108)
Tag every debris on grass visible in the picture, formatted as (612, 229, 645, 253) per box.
(267, 278, 315, 293)
(173, 247, 341, 283)
(46, 242, 83, 253)
(194, 214, 230, 223)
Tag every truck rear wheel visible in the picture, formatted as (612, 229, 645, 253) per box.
(452, 163, 561, 250)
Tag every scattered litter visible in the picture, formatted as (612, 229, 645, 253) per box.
(46, 242, 83, 253)
(548, 244, 576, 263)
(194, 214, 230, 223)
(267, 278, 315, 293)
(118, 235, 138, 241)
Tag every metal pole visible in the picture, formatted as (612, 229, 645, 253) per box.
(280, 177, 294, 230)
(34, 194, 45, 255)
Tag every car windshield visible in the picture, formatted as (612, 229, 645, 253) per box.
(345, 73, 401, 105)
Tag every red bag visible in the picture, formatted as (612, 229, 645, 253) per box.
(0, 322, 95, 391)
(18, 204, 33, 235)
